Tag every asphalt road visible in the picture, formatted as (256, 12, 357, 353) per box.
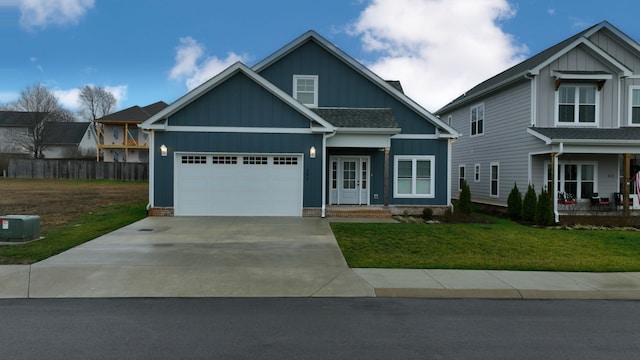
(2, 298, 639, 359)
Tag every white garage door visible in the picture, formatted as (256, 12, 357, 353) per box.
(174, 153, 303, 216)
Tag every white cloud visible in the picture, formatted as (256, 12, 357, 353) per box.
(53, 84, 128, 111)
(169, 36, 249, 91)
(5, 0, 95, 30)
(53, 87, 81, 110)
(104, 85, 128, 109)
(350, 0, 528, 111)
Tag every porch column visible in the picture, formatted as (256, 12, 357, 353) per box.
(551, 152, 557, 223)
(624, 153, 631, 215)
(383, 147, 390, 207)
(550, 152, 556, 195)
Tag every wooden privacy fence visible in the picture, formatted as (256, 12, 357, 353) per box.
(7, 159, 148, 181)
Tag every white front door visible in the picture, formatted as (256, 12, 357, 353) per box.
(330, 156, 369, 205)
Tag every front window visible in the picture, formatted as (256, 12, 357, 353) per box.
(629, 87, 640, 125)
(394, 156, 435, 198)
(557, 85, 597, 125)
(470, 103, 484, 136)
(546, 162, 597, 199)
(293, 75, 318, 107)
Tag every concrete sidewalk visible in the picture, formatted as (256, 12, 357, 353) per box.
(1, 216, 640, 299)
(3, 265, 640, 299)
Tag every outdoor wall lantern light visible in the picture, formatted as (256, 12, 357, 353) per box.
(309, 146, 316, 159)
(160, 144, 168, 157)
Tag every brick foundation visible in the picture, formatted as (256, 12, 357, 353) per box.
(148, 207, 174, 216)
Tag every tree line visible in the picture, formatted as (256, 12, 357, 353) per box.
(1, 84, 116, 158)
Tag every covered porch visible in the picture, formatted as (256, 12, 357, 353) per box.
(528, 127, 640, 221)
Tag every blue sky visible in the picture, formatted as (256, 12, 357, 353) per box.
(1, 0, 639, 114)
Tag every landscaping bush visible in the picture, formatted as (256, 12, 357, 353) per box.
(535, 187, 554, 226)
(422, 207, 433, 220)
(456, 180, 472, 215)
(507, 183, 523, 220)
(522, 184, 537, 222)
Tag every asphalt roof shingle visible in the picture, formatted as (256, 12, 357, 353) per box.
(529, 127, 640, 141)
(97, 101, 168, 122)
(43, 122, 92, 145)
(311, 108, 398, 128)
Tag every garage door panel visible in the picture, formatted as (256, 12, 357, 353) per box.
(175, 154, 303, 216)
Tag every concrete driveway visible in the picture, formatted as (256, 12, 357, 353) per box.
(24, 217, 375, 298)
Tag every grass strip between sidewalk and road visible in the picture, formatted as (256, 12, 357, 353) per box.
(0, 202, 147, 264)
(331, 217, 640, 272)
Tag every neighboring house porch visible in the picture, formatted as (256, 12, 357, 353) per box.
(96, 101, 168, 163)
(528, 127, 640, 216)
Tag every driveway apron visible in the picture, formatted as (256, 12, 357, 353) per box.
(27, 217, 375, 298)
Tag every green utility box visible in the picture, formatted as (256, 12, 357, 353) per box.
(0, 215, 41, 242)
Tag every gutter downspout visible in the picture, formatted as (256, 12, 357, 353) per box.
(553, 142, 564, 224)
(321, 130, 337, 218)
(143, 128, 154, 212)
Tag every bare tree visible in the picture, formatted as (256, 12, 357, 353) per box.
(79, 85, 116, 122)
(10, 83, 73, 158)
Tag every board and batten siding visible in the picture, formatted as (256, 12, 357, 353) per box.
(389, 138, 450, 206)
(449, 79, 540, 205)
(536, 46, 621, 129)
(167, 72, 312, 129)
(257, 40, 438, 135)
(152, 131, 323, 208)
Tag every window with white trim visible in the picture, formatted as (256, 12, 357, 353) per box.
(490, 162, 499, 197)
(474, 164, 481, 182)
(470, 103, 484, 136)
(394, 156, 435, 198)
(293, 75, 318, 107)
(629, 86, 640, 126)
(556, 85, 597, 125)
(546, 162, 597, 199)
(458, 164, 466, 190)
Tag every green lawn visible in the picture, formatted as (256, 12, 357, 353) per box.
(331, 217, 640, 272)
(0, 202, 147, 264)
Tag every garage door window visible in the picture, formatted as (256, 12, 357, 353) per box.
(243, 156, 268, 165)
(274, 156, 298, 165)
(181, 155, 207, 164)
(212, 156, 237, 164)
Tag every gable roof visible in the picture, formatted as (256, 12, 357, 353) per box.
(140, 62, 335, 132)
(0, 111, 42, 126)
(98, 101, 168, 123)
(253, 30, 458, 139)
(42, 122, 92, 145)
(436, 21, 638, 114)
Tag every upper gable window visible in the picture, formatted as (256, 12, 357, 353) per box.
(556, 85, 598, 125)
(470, 103, 484, 136)
(293, 75, 318, 107)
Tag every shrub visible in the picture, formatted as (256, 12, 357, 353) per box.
(422, 207, 433, 220)
(522, 184, 537, 222)
(535, 187, 554, 226)
(456, 180, 472, 215)
(507, 183, 523, 220)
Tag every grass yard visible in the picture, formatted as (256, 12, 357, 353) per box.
(331, 217, 640, 272)
(0, 179, 148, 264)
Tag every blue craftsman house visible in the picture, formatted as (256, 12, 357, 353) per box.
(141, 31, 459, 216)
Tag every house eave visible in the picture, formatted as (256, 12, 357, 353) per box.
(335, 127, 401, 135)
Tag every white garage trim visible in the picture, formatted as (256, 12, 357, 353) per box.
(174, 152, 303, 216)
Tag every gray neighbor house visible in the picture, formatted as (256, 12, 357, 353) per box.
(436, 21, 640, 221)
(140, 31, 459, 217)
